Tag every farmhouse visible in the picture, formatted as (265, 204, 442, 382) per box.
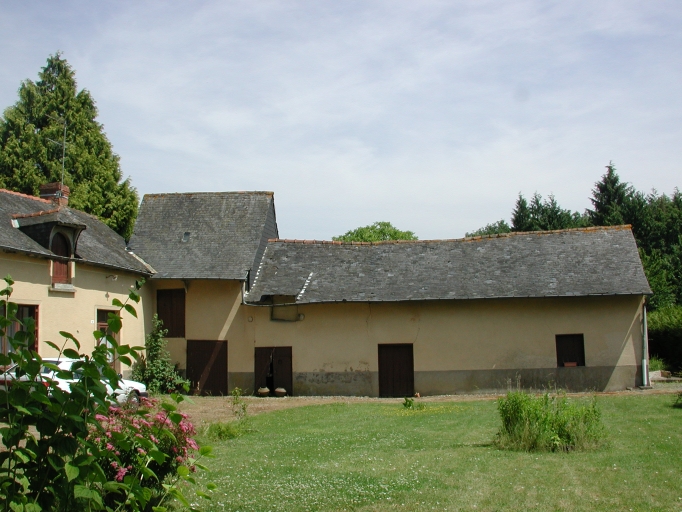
(4, 185, 651, 396)
(243, 227, 652, 396)
(127, 191, 278, 395)
(0, 184, 152, 368)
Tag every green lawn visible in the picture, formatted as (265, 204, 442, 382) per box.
(190, 394, 682, 511)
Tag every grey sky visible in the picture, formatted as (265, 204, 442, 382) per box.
(1, 1, 680, 239)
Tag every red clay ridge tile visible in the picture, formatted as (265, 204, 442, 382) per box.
(11, 208, 61, 219)
(267, 225, 632, 247)
(1, 189, 52, 204)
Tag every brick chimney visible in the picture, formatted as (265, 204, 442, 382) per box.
(39, 182, 69, 206)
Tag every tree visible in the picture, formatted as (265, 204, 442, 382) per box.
(0, 53, 138, 239)
(332, 221, 417, 242)
(465, 220, 511, 237)
(511, 194, 533, 232)
(588, 162, 632, 226)
(510, 192, 585, 232)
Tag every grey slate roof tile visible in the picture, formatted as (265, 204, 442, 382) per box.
(128, 192, 275, 280)
(0, 189, 151, 275)
(246, 226, 651, 304)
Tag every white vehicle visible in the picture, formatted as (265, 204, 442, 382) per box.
(0, 358, 148, 404)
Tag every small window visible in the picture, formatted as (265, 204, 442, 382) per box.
(97, 309, 120, 372)
(157, 289, 186, 337)
(51, 232, 71, 285)
(556, 334, 585, 367)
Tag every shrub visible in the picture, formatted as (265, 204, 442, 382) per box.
(88, 396, 200, 507)
(0, 275, 213, 511)
(132, 314, 189, 394)
(648, 356, 668, 372)
(495, 391, 605, 452)
(648, 305, 682, 372)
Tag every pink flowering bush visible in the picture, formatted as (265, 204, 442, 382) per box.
(89, 396, 202, 506)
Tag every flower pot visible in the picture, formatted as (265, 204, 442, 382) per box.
(563, 362, 577, 367)
(274, 387, 287, 397)
(257, 387, 270, 397)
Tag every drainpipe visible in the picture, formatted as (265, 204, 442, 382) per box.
(642, 301, 650, 387)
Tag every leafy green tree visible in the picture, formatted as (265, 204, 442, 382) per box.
(333, 221, 417, 242)
(132, 314, 189, 394)
(466, 220, 511, 237)
(0, 53, 138, 239)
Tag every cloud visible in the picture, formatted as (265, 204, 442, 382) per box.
(1, 0, 681, 239)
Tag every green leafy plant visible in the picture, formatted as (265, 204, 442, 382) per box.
(402, 397, 425, 411)
(132, 314, 189, 394)
(648, 356, 668, 372)
(0, 275, 213, 511)
(495, 391, 605, 452)
(230, 387, 248, 421)
(203, 388, 252, 442)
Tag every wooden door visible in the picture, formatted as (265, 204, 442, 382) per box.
(378, 344, 414, 397)
(186, 340, 227, 396)
(254, 347, 293, 396)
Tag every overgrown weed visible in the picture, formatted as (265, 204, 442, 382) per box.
(495, 390, 605, 452)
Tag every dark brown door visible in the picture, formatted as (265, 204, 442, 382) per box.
(254, 347, 293, 396)
(51, 233, 70, 284)
(186, 340, 227, 396)
(378, 344, 414, 397)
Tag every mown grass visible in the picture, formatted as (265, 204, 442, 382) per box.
(189, 394, 682, 511)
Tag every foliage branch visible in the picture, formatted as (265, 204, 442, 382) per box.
(0, 275, 213, 511)
(332, 221, 417, 242)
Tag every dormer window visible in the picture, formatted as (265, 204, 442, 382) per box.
(51, 232, 71, 285)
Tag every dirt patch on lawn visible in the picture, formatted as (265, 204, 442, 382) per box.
(176, 383, 682, 427)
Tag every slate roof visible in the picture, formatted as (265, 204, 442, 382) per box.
(245, 226, 651, 304)
(128, 192, 276, 280)
(0, 189, 152, 275)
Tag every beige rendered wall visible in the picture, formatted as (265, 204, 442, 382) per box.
(1, 252, 149, 375)
(148, 279, 249, 378)
(239, 295, 645, 395)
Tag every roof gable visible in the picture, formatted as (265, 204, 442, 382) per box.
(246, 226, 651, 304)
(128, 192, 277, 280)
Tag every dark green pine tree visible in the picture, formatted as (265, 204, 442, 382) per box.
(0, 53, 138, 239)
(511, 193, 533, 232)
(588, 161, 631, 226)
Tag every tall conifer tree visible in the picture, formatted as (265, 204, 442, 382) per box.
(588, 162, 631, 226)
(0, 53, 138, 239)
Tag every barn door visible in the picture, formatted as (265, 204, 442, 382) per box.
(186, 340, 227, 396)
(254, 347, 293, 396)
(378, 344, 414, 397)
